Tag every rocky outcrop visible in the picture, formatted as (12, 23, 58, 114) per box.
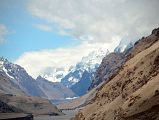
(152, 27, 159, 36)
(73, 28, 159, 120)
(88, 52, 125, 90)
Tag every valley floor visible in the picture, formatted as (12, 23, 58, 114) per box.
(34, 110, 78, 120)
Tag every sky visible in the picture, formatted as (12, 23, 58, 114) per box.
(0, 0, 159, 78)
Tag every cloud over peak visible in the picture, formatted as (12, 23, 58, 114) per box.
(16, 0, 159, 78)
(15, 41, 119, 78)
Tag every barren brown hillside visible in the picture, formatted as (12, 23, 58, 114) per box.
(73, 28, 159, 120)
(0, 93, 63, 115)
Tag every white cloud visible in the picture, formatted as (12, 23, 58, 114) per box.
(34, 24, 53, 32)
(28, 0, 159, 43)
(15, 41, 119, 78)
(0, 24, 9, 44)
(17, 0, 159, 78)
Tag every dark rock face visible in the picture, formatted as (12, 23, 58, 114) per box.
(71, 71, 93, 96)
(88, 52, 125, 90)
(152, 27, 159, 36)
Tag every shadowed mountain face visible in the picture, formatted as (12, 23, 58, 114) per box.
(0, 71, 25, 96)
(36, 76, 76, 100)
(70, 70, 93, 96)
(73, 28, 159, 120)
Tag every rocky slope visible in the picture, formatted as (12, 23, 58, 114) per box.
(0, 71, 25, 96)
(88, 40, 135, 90)
(88, 52, 125, 90)
(73, 28, 159, 120)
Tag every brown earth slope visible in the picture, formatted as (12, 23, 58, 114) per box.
(73, 28, 159, 120)
(0, 93, 63, 115)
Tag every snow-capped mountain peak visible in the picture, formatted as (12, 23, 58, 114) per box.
(81, 48, 109, 67)
(40, 48, 109, 84)
(75, 48, 109, 72)
(61, 48, 109, 90)
(0, 57, 20, 80)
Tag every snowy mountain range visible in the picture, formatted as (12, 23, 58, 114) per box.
(0, 39, 134, 98)
(0, 48, 110, 99)
(61, 49, 109, 87)
(39, 40, 134, 91)
(0, 57, 76, 102)
(0, 57, 45, 97)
